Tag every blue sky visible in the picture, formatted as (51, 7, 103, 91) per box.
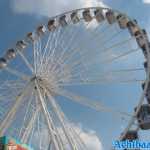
(0, 0, 150, 149)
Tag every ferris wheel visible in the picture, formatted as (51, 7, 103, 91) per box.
(0, 6, 150, 150)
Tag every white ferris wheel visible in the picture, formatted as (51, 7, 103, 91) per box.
(0, 6, 150, 150)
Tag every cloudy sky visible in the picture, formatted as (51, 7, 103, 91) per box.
(0, 0, 150, 149)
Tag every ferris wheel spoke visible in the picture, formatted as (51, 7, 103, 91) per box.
(43, 32, 53, 55)
(47, 91, 87, 150)
(91, 21, 117, 38)
(94, 36, 134, 58)
(69, 126, 87, 150)
(17, 50, 34, 73)
(19, 90, 34, 139)
(60, 117, 87, 150)
(55, 88, 132, 118)
(33, 89, 62, 149)
(68, 47, 140, 76)
(21, 107, 39, 144)
(33, 37, 45, 74)
(28, 118, 36, 146)
(56, 61, 133, 86)
(83, 39, 140, 66)
(55, 58, 137, 81)
(53, 23, 70, 49)
(41, 30, 54, 60)
(7, 126, 22, 138)
(34, 36, 42, 73)
(45, 29, 66, 68)
(58, 79, 143, 87)
(38, 34, 52, 73)
(101, 47, 140, 65)
(57, 67, 144, 85)
(0, 80, 25, 90)
(4, 67, 30, 81)
(54, 46, 140, 83)
(84, 25, 123, 53)
(60, 22, 120, 63)
(44, 29, 60, 60)
(86, 19, 107, 35)
(0, 80, 28, 100)
(53, 21, 92, 64)
(39, 24, 65, 65)
(46, 89, 79, 150)
(37, 111, 43, 150)
(47, 21, 94, 73)
(43, 19, 78, 72)
(33, 41, 38, 74)
(0, 88, 26, 102)
(80, 36, 133, 64)
(109, 68, 144, 72)
(66, 121, 88, 150)
(54, 20, 75, 48)
(45, 25, 82, 73)
(0, 81, 32, 136)
(53, 35, 134, 78)
(83, 21, 116, 47)
(39, 26, 64, 72)
(35, 81, 63, 150)
(0, 95, 16, 103)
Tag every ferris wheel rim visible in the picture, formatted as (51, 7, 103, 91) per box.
(0, 6, 150, 149)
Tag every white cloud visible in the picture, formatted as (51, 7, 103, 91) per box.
(32, 123, 103, 150)
(72, 123, 103, 150)
(143, 0, 150, 3)
(11, 0, 107, 17)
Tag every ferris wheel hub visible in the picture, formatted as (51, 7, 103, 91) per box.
(30, 75, 57, 96)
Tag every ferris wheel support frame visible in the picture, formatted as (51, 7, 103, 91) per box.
(0, 82, 32, 136)
(35, 80, 64, 150)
